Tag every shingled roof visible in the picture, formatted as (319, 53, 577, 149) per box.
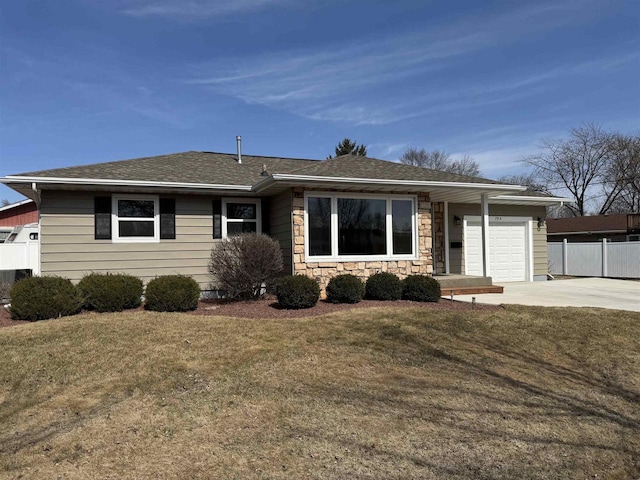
(280, 154, 505, 185)
(11, 151, 512, 187)
(14, 151, 319, 187)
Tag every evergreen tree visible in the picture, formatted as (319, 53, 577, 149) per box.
(328, 138, 367, 159)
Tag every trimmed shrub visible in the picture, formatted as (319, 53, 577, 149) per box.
(208, 233, 283, 300)
(9, 276, 83, 321)
(401, 275, 441, 302)
(144, 275, 201, 312)
(276, 275, 320, 309)
(365, 272, 402, 301)
(326, 274, 365, 304)
(78, 272, 143, 312)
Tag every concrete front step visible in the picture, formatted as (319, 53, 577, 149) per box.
(433, 274, 494, 288)
(441, 285, 504, 297)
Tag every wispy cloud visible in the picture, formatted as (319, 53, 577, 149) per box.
(3, 46, 192, 129)
(121, 0, 302, 18)
(186, 0, 625, 125)
(368, 142, 410, 159)
(453, 145, 541, 176)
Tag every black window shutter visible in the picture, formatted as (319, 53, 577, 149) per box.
(261, 198, 270, 235)
(160, 198, 176, 240)
(213, 199, 222, 239)
(94, 197, 112, 240)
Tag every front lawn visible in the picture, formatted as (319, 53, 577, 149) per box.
(1, 306, 638, 479)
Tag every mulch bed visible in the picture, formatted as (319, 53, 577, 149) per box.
(0, 305, 28, 328)
(190, 295, 501, 319)
(0, 296, 501, 328)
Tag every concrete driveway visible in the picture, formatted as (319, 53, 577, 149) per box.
(452, 278, 640, 312)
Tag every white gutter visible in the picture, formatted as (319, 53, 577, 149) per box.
(1, 175, 253, 191)
(255, 173, 527, 193)
(491, 194, 572, 203)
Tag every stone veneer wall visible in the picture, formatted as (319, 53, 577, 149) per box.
(432, 202, 445, 274)
(291, 187, 433, 294)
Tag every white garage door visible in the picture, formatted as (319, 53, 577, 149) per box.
(465, 218, 529, 282)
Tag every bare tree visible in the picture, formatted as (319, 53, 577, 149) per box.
(451, 155, 481, 177)
(524, 124, 640, 216)
(524, 124, 612, 216)
(1, 199, 10, 207)
(399, 148, 481, 176)
(603, 133, 640, 213)
(497, 173, 548, 193)
(497, 173, 577, 218)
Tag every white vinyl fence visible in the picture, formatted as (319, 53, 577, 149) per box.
(548, 240, 640, 279)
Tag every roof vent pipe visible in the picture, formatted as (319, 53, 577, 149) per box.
(236, 135, 242, 164)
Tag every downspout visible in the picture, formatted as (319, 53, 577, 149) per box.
(31, 182, 41, 208)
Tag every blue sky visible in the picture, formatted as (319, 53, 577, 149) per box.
(0, 0, 638, 202)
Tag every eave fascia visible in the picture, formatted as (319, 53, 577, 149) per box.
(1, 175, 253, 192)
(253, 173, 527, 194)
(490, 194, 572, 205)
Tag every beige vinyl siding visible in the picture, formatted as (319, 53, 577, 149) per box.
(447, 203, 548, 277)
(532, 222, 548, 276)
(40, 190, 219, 289)
(269, 189, 293, 274)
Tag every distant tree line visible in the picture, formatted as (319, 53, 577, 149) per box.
(398, 148, 481, 177)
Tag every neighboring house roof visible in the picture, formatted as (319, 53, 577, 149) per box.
(547, 214, 633, 235)
(0, 198, 38, 227)
(1, 150, 570, 205)
(0, 198, 34, 212)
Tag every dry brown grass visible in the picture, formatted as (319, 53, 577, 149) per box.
(1, 306, 639, 479)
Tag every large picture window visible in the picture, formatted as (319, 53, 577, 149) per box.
(222, 198, 261, 237)
(112, 195, 159, 242)
(305, 193, 417, 260)
(338, 198, 386, 255)
(308, 197, 332, 256)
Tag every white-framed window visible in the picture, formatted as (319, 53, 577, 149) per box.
(112, 195, 159, 243)
(222, 198, 261, 238)
(304, 192, 418, 261)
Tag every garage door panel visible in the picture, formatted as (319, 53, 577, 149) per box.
(465, 220, 528, 282)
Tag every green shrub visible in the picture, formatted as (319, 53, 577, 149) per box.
(208, 233, 284, 300)
(326, 274, 365, 304)
(9, 276, 83, 321)
(365, 272, 402, 301)
(275, 275, 320, 309)
(401, 275, 441, 302)
(144, 275, 201, 312)
(78, 272, 143, 312)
